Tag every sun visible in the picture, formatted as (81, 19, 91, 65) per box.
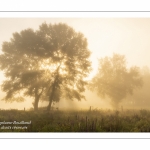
(40, 59, 68, 76)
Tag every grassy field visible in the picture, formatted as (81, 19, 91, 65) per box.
(0, 108, 150, 132)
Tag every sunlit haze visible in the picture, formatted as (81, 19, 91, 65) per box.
(0, 18, 150, 110)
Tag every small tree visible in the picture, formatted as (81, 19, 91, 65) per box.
(90, 53, 143, 109)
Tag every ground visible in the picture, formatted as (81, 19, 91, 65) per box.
(0, 109, 150, 132)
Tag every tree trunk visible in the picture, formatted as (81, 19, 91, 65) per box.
(47, 98, 53, 112)
(47, 78, 57, 112)
(47, 86, 55, 111)
(34, 96, 40, 111)
(34, 88, 40, 112)
(111, 99, 120, 110)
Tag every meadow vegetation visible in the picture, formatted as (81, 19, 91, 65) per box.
(0, 108, 150, 132)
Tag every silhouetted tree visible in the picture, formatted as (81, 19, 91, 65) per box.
(37, 23, 91, 111)
(0, 23, 91, 111)
(90, 53, 143, 109)
(0, 28, 50, 111)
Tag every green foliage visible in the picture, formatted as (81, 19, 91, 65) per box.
(90, 53, 143, 108)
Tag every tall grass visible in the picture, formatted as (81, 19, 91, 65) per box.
(0, 109, 150, 132)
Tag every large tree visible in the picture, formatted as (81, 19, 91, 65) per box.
(0, 28, 49, 111)
(37, 23, 91, 111)
(0, 23, 91, 111)
(90, 53, 143, 108)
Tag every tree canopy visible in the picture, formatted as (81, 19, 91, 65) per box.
(38, 23, 91, 111)
(0, 28, 49, 111)
(90, 53, 143, 108)
(0, 23, 91, 111)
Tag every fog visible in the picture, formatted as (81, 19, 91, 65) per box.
(1, 18, 150, 111)
(0, 89, 112, 110)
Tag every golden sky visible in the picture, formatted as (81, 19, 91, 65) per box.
(0, 18, 150, 109)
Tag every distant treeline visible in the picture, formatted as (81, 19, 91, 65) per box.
(122, 67, 150, 109)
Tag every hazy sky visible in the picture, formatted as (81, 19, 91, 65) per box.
(0, 18, 150, 109)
